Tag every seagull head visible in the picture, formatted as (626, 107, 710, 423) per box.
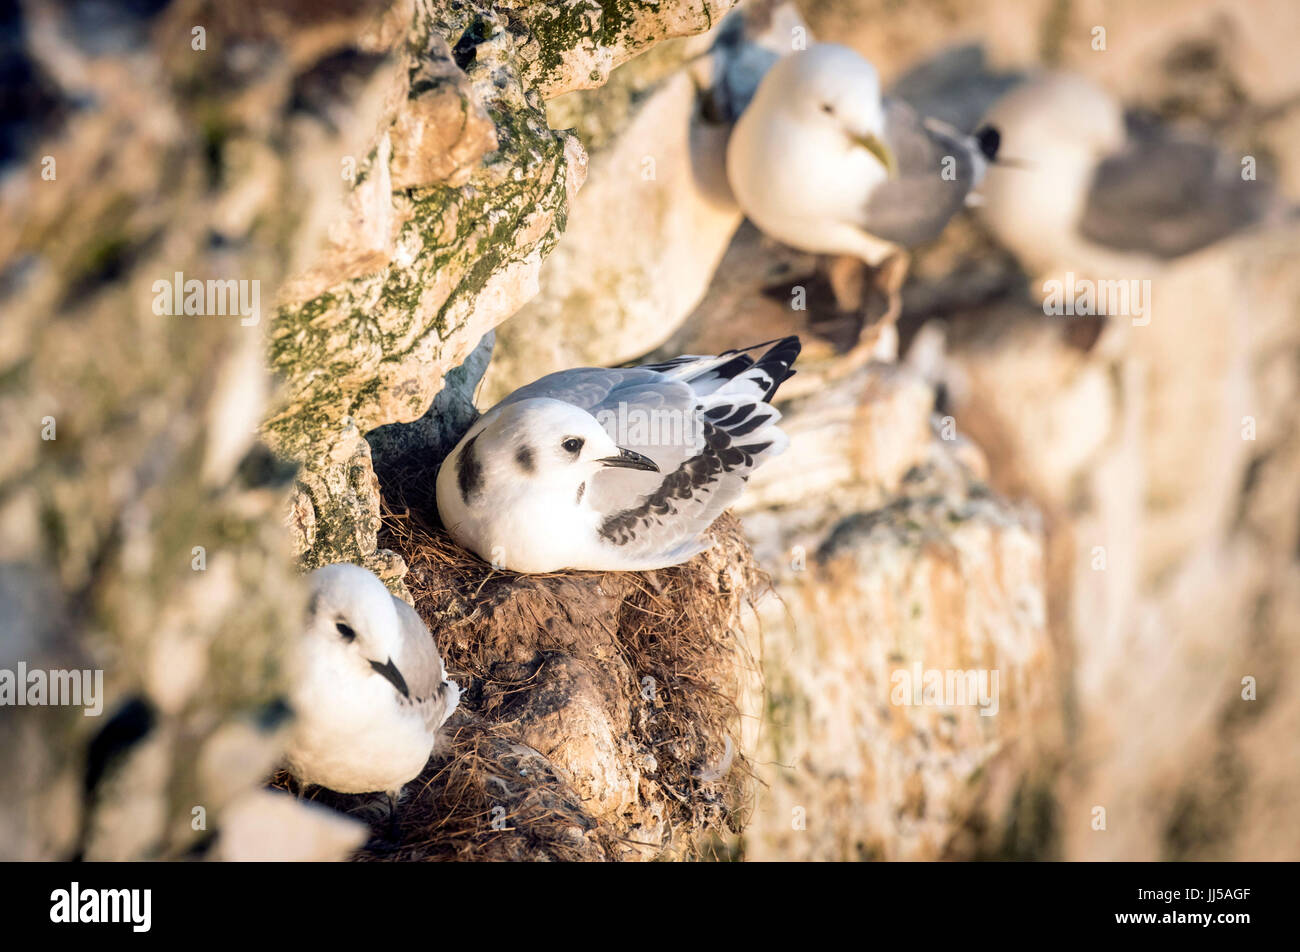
(466, 398, 659, 497)
(303, 563, 410, 699)
(767, 43, 897, 179)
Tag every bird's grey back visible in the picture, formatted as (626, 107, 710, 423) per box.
(1078, 112, 1276, 258)
(860, 98, 982, 246)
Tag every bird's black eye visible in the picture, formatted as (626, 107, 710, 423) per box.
(336, 621, 356, 642)
(821, 103, 835, 115)
(562, 437, 584, 455)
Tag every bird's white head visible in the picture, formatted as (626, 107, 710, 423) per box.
(303, 563, 410, 699)
(763, 43, 896, 177)
(456, 398, 659, 501)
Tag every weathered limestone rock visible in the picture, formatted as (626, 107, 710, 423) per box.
(735, 362, 936, 513)
(481, 67, 740, 402)
(0, 0, 735, 862)
(482, 2, 804, 403)
(734, 363, 1057, 861)
(510, 0, 738, 98)
(0, 0, 349, 860)
(267, 0, 588, 577)
(938, 221, 1300, 860)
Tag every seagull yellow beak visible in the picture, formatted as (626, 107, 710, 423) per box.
(851, 132, 898, 179)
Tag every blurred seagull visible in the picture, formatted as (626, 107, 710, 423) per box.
(977, 72, 1277, 275)
(437, 337, 801, 573)
(694, 0, 807, 125)
(286, 563, 459, 814)
(726, 43, 999, 353)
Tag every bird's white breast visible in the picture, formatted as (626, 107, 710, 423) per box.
(728, 112, 886, 257)
(287, 648, 435, 794)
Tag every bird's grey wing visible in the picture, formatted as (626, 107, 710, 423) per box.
(591, 338, 799, 568)
(592, 415, 773, 569)
(497, 341, 798, 567)
(1078, 113, 1273, 258)
(391, 596, 459, 732)
(861, 98, 982, 246)
(501, 337, 797, 412)
(492, 365, 704, 517)
(586, 374, 708, 518)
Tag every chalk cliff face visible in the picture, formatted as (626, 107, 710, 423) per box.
(4, 0, 1296, 863)
(0, 0, 740, 861)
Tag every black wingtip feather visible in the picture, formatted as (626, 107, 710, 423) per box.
(975, 124, 1001, 161)
(717, 335, 794, 358)
(752, 336, 801, 401)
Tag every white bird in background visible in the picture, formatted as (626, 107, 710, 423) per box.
(977, 71, 1277, 276)
(726, 43, 999, 357)
(727, 43, 1000, 266)
(285, 563, 460, 812)
(976, 73, 1126, 276)
(436, 337, 801, 573)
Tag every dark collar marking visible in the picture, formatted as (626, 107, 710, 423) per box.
(456, 433, 484, 504)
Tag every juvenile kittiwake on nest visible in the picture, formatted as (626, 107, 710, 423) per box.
(436, 337, 801, 573)
(726, 43, 1000, 355)
(285, 563, 460, 811)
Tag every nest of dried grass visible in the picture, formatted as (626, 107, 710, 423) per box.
(274, 442, 768, 861)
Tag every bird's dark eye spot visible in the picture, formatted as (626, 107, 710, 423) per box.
(336, 621, 356, 642)
(821, 103, 835, 115)
(562, 437, 584, 455)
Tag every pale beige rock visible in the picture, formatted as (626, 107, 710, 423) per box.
(506, 654, 638, 820)
(736, 362, 936, 513)
(740, 443, 1055, 861)
(267, 2, 592, 573)
(939, 216, 1300, 860)
(0, 0, 733, 863)
(388, 33, 499, 190)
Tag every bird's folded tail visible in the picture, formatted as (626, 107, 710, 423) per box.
(637, 335, 800, 401)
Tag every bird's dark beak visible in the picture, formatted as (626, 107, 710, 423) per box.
(370, 657, 410, 698)
(598, 447, 660, 472)
(851, 132, 898, 179)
